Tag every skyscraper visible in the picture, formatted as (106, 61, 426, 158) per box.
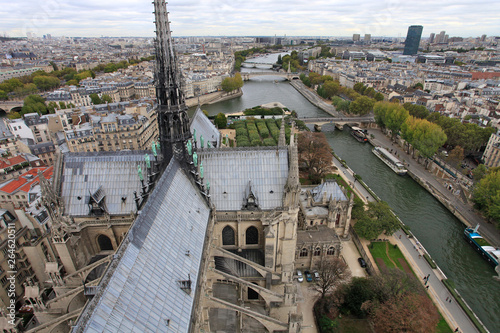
(353, 34, 360, 42)
(429, 33, 435, 44)
(403, 25, 423, 55)
(364, 34, 371, 44)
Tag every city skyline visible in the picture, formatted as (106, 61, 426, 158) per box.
(2, 0, 499, 39)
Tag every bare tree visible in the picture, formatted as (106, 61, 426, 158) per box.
(315, 257, 352, 298)
(298, 132, 334, 183)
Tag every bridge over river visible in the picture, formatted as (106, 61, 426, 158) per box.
(299, 116, 375, 130)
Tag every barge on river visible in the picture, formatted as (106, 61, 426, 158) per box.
(350, 126, 368, 143)
(464, 225, 499, 267)
(372, 146, 407, 175)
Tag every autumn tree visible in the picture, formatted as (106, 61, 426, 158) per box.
(446, 145, 464, 169)
(314, 257, 352, 298)
(221, 73, 244, 93)
(298, 132, 334, 183)
(371, 293, 439, 333)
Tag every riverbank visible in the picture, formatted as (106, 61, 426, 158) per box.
(331, 142, 484, 333)
(289, 80, 339, 117)
(185, 89, 243, 108)
(367, 128, 500, 248)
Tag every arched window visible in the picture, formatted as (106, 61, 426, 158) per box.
(246, 226, 259, 245)
(314, 247, 321, 256)
(222, 226, 235, 246)
(300, 248, 308, 257)
(97, 235, 113, 251)
(327, 246, 335, 255)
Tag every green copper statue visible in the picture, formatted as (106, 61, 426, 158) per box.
(144, 154, 151, 168)
(137, 165, 143, 181)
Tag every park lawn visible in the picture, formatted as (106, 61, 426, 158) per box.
(435, 313, 453, 333)
(369, 242, 395, 269)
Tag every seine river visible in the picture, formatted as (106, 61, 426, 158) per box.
(195, 55, 500, 331)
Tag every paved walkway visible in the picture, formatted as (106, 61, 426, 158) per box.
(296, 281, 320, 333)
(389, 230, 479, 333)
(289, 81, 340, 117)
(369, 128, 500, 247)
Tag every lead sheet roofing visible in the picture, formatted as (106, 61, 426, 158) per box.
(190, 106, 221, 147)
(198, 147, 289, 211)
(79, 159, 211, 332)
(61, 151, 149, 216)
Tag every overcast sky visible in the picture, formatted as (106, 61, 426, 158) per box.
(2, 0, 499, 38)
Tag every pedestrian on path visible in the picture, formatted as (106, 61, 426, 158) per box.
(446, 297, 449, 301)
(399, 234, 401, 239)
(426, 286, 429, 289)
(454, 328, 459, 332)
(449, 299, 452, 303)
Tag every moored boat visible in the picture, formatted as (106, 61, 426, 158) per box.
(350, 126, 368, 143)
(372, 146, 407, 175)
(464, 225, 499, 267)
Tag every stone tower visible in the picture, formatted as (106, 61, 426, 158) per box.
(153, 0, 191, 165)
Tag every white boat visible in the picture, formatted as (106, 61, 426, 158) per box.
(372, 147, 407, 175)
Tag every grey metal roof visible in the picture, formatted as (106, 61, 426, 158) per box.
(198, 147, 289, 211)
(190, 106, 221, 147)
(76, 160, 211, 333)
(61, 151, 150, 217)
(311, 180, 347, 203)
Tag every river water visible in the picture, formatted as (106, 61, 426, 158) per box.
(199, 63, 500, 331)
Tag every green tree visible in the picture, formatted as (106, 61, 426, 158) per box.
(349, 96, 375, 115)
(49, 61, 58, 71)
(0, 78, 24, 93)
(89, 93, 102, 105)
(59, 101, 67, 109)
(277, 54, 282, 65)
(47, 101, 58, 113)
(21, 95, 48, 116)
(214, 113, 227, 129)
(413, 82, 423, 90)
(322, 80, 340, 99)
(354, 201, 400, 239)
(473, 170, 500, 227)
(0, 90, 7, 100)
(472, 164, 487, 183)
(101, 94, 113, 103)
(374, 92, 384, 101)
(33, 75, 60, 91)
(403, 103, 429, 119)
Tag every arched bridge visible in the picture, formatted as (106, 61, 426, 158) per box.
(241, 72, 301, 81)
(299, 116, 375, 130)
(0, 101, 23, 113)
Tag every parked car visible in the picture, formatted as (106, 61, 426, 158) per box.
(304, 270, 313, 282)
(313, 270, 320, 281)
(358, 257, 367, 268)
(297, 270, 304, 283)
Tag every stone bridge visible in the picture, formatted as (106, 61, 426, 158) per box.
(299, 116, 375, 130)
(241, 71, 302, 81)
(0, 100, 23, 113)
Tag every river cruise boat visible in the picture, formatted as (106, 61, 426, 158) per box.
(372, 147, 407, 175)
(350, 127, 368, 143)
(464, 225, 499, 267)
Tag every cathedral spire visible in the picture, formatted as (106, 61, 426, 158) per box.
(153, 0, 191, 165)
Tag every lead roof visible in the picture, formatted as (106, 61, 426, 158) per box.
(76, 159, 211, 332)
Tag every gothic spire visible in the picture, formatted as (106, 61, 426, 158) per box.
(153, 0, 191, 165)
